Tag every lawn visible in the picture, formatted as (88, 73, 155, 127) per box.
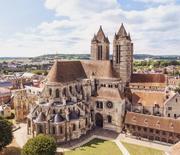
(65, 138, 123, 155)
(122, 142, 164, 155)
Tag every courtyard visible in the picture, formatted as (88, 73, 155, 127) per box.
(4, 135, 169, 155)
(64, 138, 123, 155)
(122, 142, 165, 155)
(8, 125, 169, 155)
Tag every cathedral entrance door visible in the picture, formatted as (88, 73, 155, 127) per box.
(95, 113, 103, 127)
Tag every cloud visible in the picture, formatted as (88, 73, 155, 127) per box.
(44, 0, 118, 18)
(40, 1, 180, 55)
(0, 0, 180, 57)
(132, 0, 175, 4)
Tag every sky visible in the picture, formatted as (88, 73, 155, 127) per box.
(0, 0, 180, 57)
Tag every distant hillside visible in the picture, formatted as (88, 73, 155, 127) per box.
(133, 54, 180, 60)
(0, 53, 179, 61)
(34, 54, 180, 61)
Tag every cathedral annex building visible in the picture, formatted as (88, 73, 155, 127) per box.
(26, 24, 134, 142)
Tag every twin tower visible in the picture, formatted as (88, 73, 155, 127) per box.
(91, 24, 133, 82)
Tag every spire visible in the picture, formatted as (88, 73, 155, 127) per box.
(105, 36, 110, 43)
(114, 32, 118, 40)
(117, 23, 127, 37)
(96, 25, 106, 40)
(128, 32, 131, 41)
(91, 34, 97, 42)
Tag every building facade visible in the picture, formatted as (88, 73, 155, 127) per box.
(13, 89, 37, 121)
(125, 112, 180, 144)
(164, 93, 180, 118)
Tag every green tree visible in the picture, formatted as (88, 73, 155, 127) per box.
(0, 117, 13, 151)
(22, 134, 57, 155)
(175, 85, 180, 94)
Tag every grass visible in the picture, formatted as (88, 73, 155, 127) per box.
(65, 138, 123, 155)
(122, 142, 164, 155)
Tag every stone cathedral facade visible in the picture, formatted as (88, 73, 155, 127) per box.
(27, 24, 133, 143)
(91, 24, 133, 82)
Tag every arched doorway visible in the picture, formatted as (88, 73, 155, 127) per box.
(95, 113, 103, 127)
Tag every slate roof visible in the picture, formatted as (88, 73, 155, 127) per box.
(53, 113, 64, 123)
(69, 111, 79, 120)
(36, 112, 46, 122)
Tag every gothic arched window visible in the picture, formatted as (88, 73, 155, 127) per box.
(69, 86, 73, 94)
(107, 115, 112, 123)
(62, 88, 66, 97)
(52, 126, 56, 134)
(49, 88, 52, 96)
(72, 124, 76, 131)
(96, 101, 100, 108)
(100, 102, 103, 109)
(56, 89, 60, 98)
(39, 125, 43, 134)
(60, 126, 63, 134)
(98, 45, 102, 60)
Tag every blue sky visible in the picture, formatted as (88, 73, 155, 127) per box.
(0, 0, 180, 57)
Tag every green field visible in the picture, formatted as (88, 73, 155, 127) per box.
(65, 138, 123, 155)
(122, 142, 164, 155)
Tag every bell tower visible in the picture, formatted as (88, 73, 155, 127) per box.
(113, 23, 133, 82)
(91, 26, 110, 60)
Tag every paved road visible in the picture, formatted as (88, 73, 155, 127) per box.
(114, 139, 130, 155)
(13, 123, 29, 148)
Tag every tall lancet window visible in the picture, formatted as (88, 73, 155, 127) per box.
(118, 45, 121, 63)
(116, 45, 121, 64)
(98, 45, 102, 60)
(56, 89, 60, 98)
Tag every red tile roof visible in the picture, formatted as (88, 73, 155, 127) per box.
(132, 91, 166, 107)
(125, 112, 180, 133)
(131, 74, 166, 83)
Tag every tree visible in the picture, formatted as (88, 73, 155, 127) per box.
(0, 116, 13, 151)
(175, 85, 180, 94)
(22, 134, 57, 155)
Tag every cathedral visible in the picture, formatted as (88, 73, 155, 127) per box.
(27, 24, 133, 142)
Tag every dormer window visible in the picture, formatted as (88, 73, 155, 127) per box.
(169, 122, 174, 129)
(144, 119, 148, 125)
(156, 120, 160, 128)
(132, 116, 136, 122)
